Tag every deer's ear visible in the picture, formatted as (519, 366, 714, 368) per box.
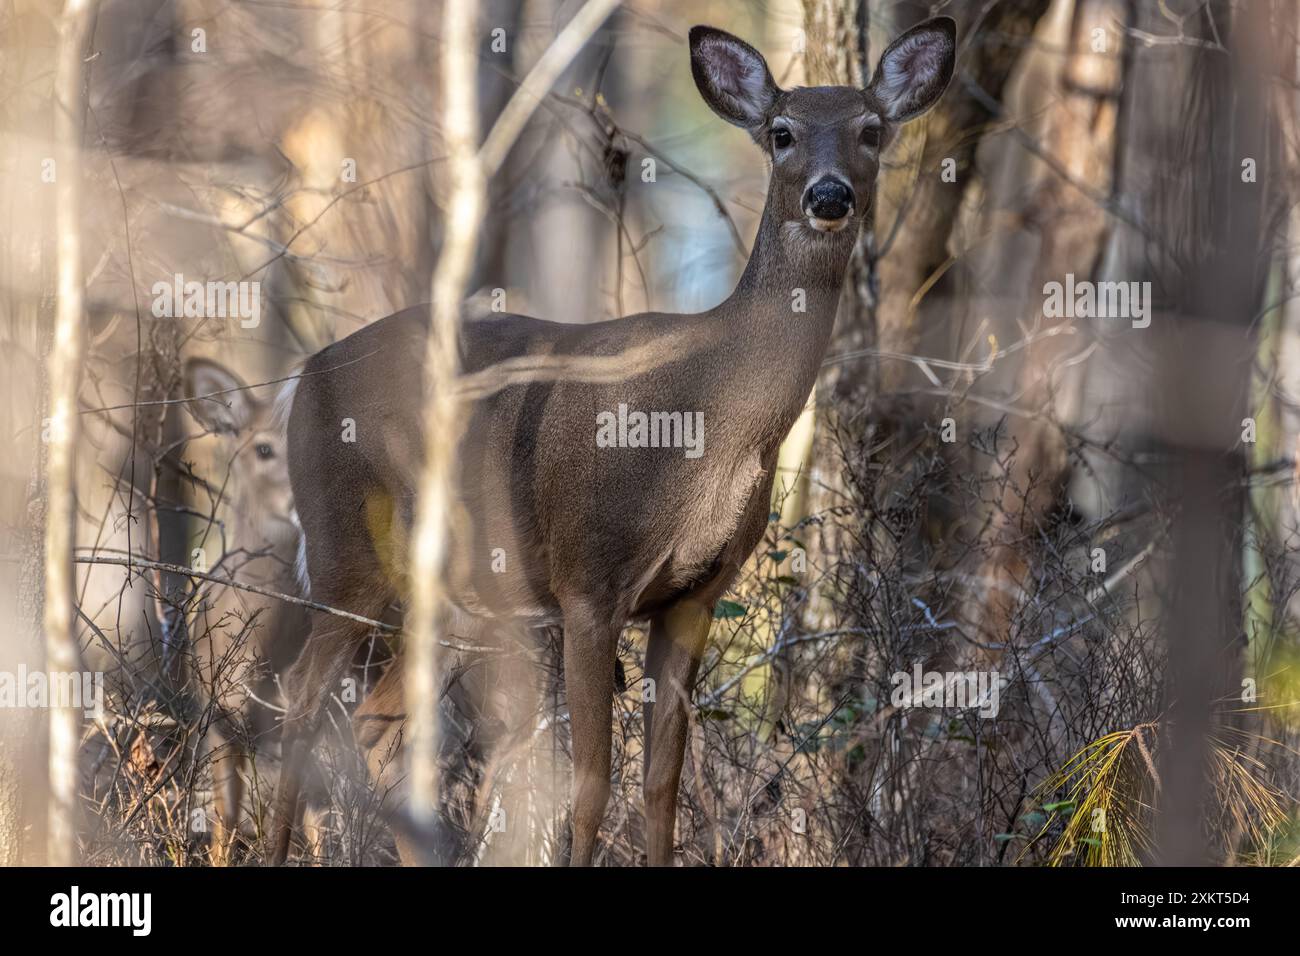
(868, 16, 956, 123)
(689, 26, 780, 130)
(184, 358, 253, 434)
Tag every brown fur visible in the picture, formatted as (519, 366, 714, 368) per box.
(270, 18, 955, 866)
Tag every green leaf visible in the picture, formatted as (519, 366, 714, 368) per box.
(714, 599, 748, 620)
(767, 549, 788, 563)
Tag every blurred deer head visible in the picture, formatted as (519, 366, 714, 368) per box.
(183, 358, 297, 558)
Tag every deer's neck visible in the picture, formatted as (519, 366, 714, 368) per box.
(731, 202, 855, 332)
(718, 199, 857, 413)
(233, 514, 299, 584)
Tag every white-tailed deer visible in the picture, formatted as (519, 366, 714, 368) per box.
(183, 358, 312, 861)
(271, 18, 956, 866)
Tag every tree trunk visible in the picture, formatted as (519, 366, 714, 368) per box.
(963, 0, 1124, 647)
(868, 0, 1052, 403)
(45, 0, 96, 867)
(1148, 0, 1276, 866)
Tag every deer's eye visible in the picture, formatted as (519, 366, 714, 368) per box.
(772, 128, 794, 150)
(255, 443, 274, 460)
(861, 125, 881, 149)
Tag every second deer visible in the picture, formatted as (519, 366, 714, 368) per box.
(183, 358, 313, 861)
(271, 18, 956, 865)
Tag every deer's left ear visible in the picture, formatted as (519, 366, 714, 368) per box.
(868, 16, 956, 123)
(690, 26, 781, 130)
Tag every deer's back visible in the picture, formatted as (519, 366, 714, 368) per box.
(289, 306, 783, 620)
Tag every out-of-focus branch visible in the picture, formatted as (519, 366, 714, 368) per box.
(456, 333, 680, 399)
(76, 555, 387, 632)
(405, 0, 622, 837)
(478, 0, 623, 178)
(405, 0, 485, 831)
(1154, 0, 1273, 867)
(71, 556, 504, 651)
(46, 0, 96, 868)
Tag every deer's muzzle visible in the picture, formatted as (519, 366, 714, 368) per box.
(803, 177, 854, 227)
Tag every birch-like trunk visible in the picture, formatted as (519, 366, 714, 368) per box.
(405, 0, 484, 834)
(403, 0, 620, 857)
(45, 0, 96, 867)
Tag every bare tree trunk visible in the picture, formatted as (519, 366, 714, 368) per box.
(405, 0, 485, 839)
(964, 0, 1124, 646)
(870, 0, 1052, 402)
(279, 0, 438, 349)
(801, 0, 867, 84)
(507, 0, 622, 326)
(404, 0, 620, 860)
(45, 0, 96, 867)
(1151, 0, 1276, 865)
(746, 0, 873, 733)
(2, 316, 49, 866)
(472, 0, 528, 296)
(0, 0, 59, 866)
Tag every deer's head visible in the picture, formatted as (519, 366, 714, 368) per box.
(690, 17, 955, 236)
(184, 358, 298, 552)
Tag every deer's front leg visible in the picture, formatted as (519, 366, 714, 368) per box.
(561, 599, 619, 866)
(642, 597, 711, 867)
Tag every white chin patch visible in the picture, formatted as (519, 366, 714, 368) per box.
(807, 216, 850, 233)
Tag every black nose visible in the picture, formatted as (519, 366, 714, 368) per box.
(804, 178, 854, 221)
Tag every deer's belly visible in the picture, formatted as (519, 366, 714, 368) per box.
(448, 441, 770, 618)
(632, 449, 770, 610)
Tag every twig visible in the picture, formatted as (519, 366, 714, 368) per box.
(478, 0, 624, 177)
(76, 554, 394, 632)
(72, 555, 493, 654)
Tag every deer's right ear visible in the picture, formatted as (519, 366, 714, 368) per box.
(689, 26, 780, 130)
(183, 358, 253, 435)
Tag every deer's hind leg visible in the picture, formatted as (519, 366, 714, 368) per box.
(267, 504, 395, 865)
